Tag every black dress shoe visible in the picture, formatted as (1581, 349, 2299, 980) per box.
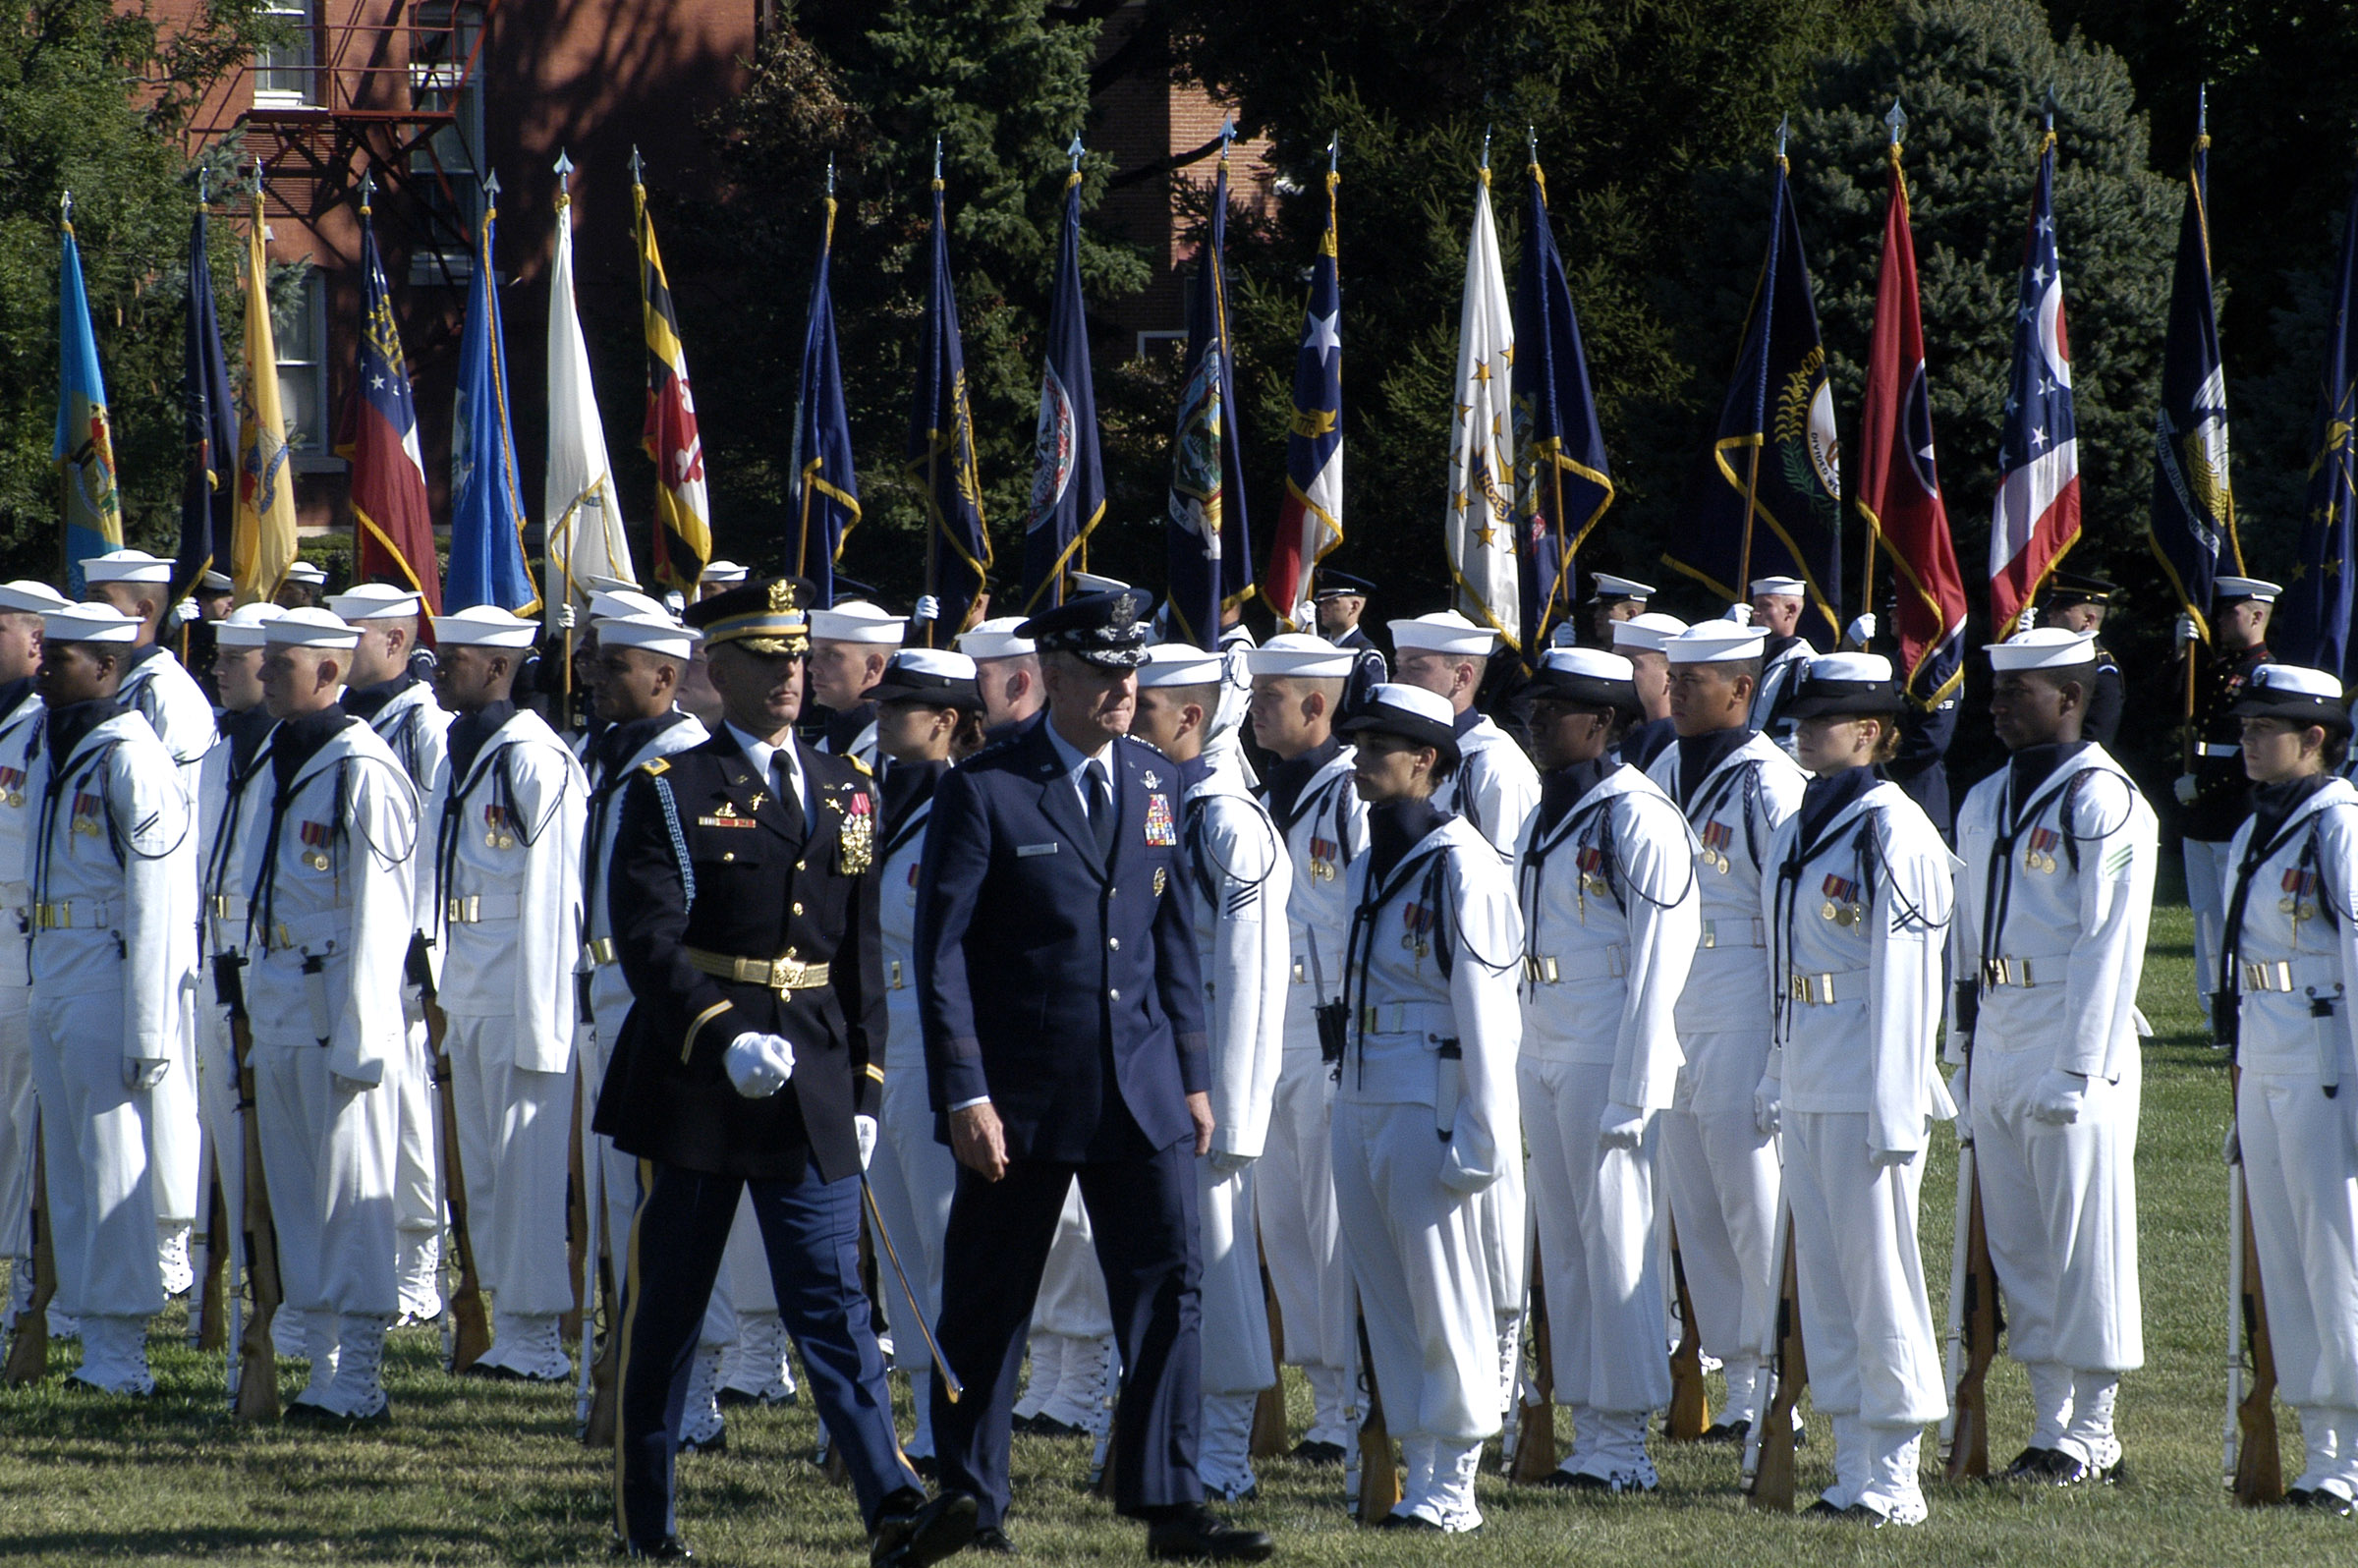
(462, 1360, 524, 1381)
(2287, 1487, 2316, 1506)
(1290, 1439, 1346, 1467)
(1536, 1469, 1611, 1491)
(970, 1526, 1017, 1554)
(1698, 1419, 1749, 1446)
(1028, 1416, 1088, 1439)
(1803, 1498, 1848, 1517)
(617, 1537, 693, 1559)
(870, 1489, 978, 1568)
(678, 1428, 727, 1456)
(2295, 1488, 2357, 1516)
(1146, 1505, 1274, 1562)
(1376, 1512, 1443, 1531)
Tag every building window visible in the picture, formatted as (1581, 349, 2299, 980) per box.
(277, 269, 327, 455)
(409, 3, 485, 282)
(253, 0, 314, 106)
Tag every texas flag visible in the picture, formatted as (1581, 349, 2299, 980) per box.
(1988, 126, 2082, 636)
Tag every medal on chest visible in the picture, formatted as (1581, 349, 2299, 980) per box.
(1820, 872, 1863, 926)
(482, 803, 515, 850)
(835, 788, 874, 873)
(1401, 899, 1433, 960)
(69, 788, 103, 839)
(1144, 791, 1177, 848)
(1699, 819, 1733, 874)
(1309, 833, 1339, 882)
(2281, 867, 2319, 923)
(0, 766, 26, 811)
(300, 820, 333, 870)
(1576, 843, 1611, 920)
(2024, 826, 2060, 874)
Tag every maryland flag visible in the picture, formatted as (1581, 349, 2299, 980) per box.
(634, 163, 710, 592)
(233, 185, 299, 605)
(55, 198, 124, 596)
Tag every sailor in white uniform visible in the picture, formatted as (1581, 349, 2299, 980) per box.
(82, 549, 215, 1296)
(1515, 649, 1699, 1493)
(1759, 653, 1956, 1525)
(809, 600, 903, 771)
(328, 583, 451, 1324)
(1132, 644, 1291, 1501)
(1949, 628, 2155, 1486)
(1243, 633, 1367, 1464)
(424, 605, 588, 1382)
(241, 609, 419, 1421)
(24, 603, 191, 1393)
(1741, 577, 1816, 757)
(0, 581, 65, 1328)
(1330, 684, 1523, 1533)
(868, 646, 981, 1467)
(1646, 621, 1804, 1441)
(696, 559, 749, 603)
(2216, 663, 2358, 1512)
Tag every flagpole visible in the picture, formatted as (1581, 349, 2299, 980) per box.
(1864, 102, 1907, 652)
(1066, 136, 1087, 582)
(553, 150, 577, 730)
(2183, 84, 2209, 765)
(1737, 121, 1787, 600)
(924, 138, 942, 643)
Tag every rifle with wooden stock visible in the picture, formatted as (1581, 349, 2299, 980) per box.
(2225, 1062, 2282, 1504)
(3, 1120, 53, 1384)
(1508, 1242, 1557, 1483)
(1667, 1223, 1711, 1440)
(1355, 1313, 1401, 1522)
(1940, 1137, 2000, 1481)
(423, 985, 492, 1372)
(1742, 1204, 1803, 1511)
(230, 1004, 284, 1420)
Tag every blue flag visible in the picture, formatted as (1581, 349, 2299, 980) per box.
(176, 201, 238, 605)
(793, 186, 860, 609)
(907, 172, 989, 646)
(2147, 126, 2239, 639)
(1513, 153, 1615, 659)
(446, 188, 537, 614)
(56, 211, 124, 596)
(1165, 153, 1255, 648)
(1663, 151, 1843, 640)
(1022, 160, 1106, 613)
(2278, 173, 2358, 674)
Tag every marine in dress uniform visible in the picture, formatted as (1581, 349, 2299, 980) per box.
(329, 583, 452, 1325)
(1133, 644, 1292, 1503)
(1314, 575, 1386, 718)
(1759, 653, 1956, 1525)
(1745, 577, 1817, 757)
(242, 609, 420, 1422)
(425, 605, 588, 1382)
(83, 548, 215, 1296)
(25, 603, 194, 1394)
(918, 589, 1270, 1562)
(1330, 684, 1523, 1533)
(809, 599, 904, 771)
(2214, 664, 2358, 1512)
(867, 647, 982, 1469)
(1583, 572, 1655, 646)
(1645, 622, 1804, 1441)
(1243, 633, 1369, 1466)
(2037, 573, 2123, 749)
(2178, 577, 2278, 1012)
(1608, 612, 1687, 773)
(0, 581, 64, 1326)
(1951, 628, 2157, 1485)
(1514, 649, 1699, 1493)
(593, 578, 970, 1566)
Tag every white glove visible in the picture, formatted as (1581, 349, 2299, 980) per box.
(855, 1114, 877, 1170)
(172, 598, 201, 629)
(724, 1032, 796, 1099)
(1753, 1074, 1781, 1136)
(1870, 1145, 1917, 1169)
(1847, 612, 1877, 647)
(2174, 773, 2199, 806)
(123, 1056, 168, 1091)
(1723, 601, 1754, 626)
(2030, 1069, 2087, 1126)
(2015, 604, 2038, 637)
(2175, 613, 2197, 650)
(1597, 1102, 1646, 1151)
(1437, 1143, 1498, 1196)
(913, 595, 941, 625)
(1208, 1149, 1255, 1178)
(2222, 1118, 2241, 1166)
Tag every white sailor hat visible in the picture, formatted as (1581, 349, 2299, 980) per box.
(1136, 644, 1228, 688)
(1986, 627, 2097, 671)
(0, 581, 72, 616)
(1783, 652, 1903, 718)
(1588, 573, 1656, 603)
(262, 607, 360, 649)
(2231, 663, 2350, 731)
(42, 602, 141, 644)
(1243, 632, 1356, 679)
(1387, 609, 1499, 657)
(699, 559, 749, 586)
(870, 647, 982, 709)
(594, 614, 698, 661)
(211, 603, 286, 650)
(957, 616, 1037, 661)
(430, 604, 540, 648)
(1528, 646, 1639, 709)
(327, 584, 424, 622)
(2215, 576, 2281, 605)
(1749, 576, 1807, 598)
(590, 588, 670, 624)
(81, 549, 173, 586)
(281, 560, 329, 588)
(809, 600, 905, 644)
(1338, 683, 1461, 762)
(1611, 610, 1690, 653)
(1664, 622, 1768, 664)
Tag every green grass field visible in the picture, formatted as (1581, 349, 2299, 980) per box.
(5, 902, 2354, 1563)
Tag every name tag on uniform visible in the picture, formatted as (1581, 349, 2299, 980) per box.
(1017, 842, 1059, 858)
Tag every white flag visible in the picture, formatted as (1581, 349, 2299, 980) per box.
(1445, 168, 1519, 650)
(545, 177, 634, 630)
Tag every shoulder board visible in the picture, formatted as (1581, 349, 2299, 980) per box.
(640, 757, 671, 777)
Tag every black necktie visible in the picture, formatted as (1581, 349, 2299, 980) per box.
(1087, 761, 1115, 861)
(771, 753, 807, 840)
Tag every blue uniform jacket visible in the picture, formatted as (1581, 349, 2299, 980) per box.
(916, 720, 1210, 1161)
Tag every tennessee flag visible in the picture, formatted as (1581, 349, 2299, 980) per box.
(634, 164, 711, 591)
(1988, 122, 2082, 636)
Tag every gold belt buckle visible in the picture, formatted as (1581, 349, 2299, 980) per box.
(2244, 960, 2292, 992)
(34, 902, 62, 929)
(1788, 973, 1834, 1005)
(1699, 922, 1717, 950)
(1523, 955, 1560, 984)
(888, 960, 904, 990)
(584, 936, 616, 966)
(1359, 1005, 1380, 1034)
(446, 895, 479, 924)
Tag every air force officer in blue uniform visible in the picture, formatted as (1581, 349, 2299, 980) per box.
(918, 589, 1274, 1562)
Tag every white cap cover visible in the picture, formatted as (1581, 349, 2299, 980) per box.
(590, 588, 670, 624)
(1985, 626, 2097, 671)
(808, 600, 904, 644)
(281, 560, 329, 587)
(1805, 652, 1894, 683)
(212, 603, 287, 649)
(81, 548, 172, 586)
(430, 604, 540, 648)
(1136, 644, 1227, 687)
(1612, 611, 1690, 653)
(700, 560, 749, 585)
(0, 581, 72, 616)
(1387, 610, 1499, 656)
(327, 584, 424, 621)
(43, 603, 141, 644)
(1664, 623, 1768, 664)
(1243, 632, 1356, 679)
(1590, 573, 1656, 600)
(263, 607, 360, 649)
(2215, 576, 2281, 605)
(595, 614, 698, 660)
(1539, 647, 1635, 682)
(957, 616, 1036, 661)
(1068, 571, 1131, 595)
(1750, 576, 1807, 597)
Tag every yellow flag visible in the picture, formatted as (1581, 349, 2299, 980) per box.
(233, 188, 299, 605)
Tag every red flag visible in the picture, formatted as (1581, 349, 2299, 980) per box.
(1859, 138, 1963, 704)
(338, 198, 442, 612)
